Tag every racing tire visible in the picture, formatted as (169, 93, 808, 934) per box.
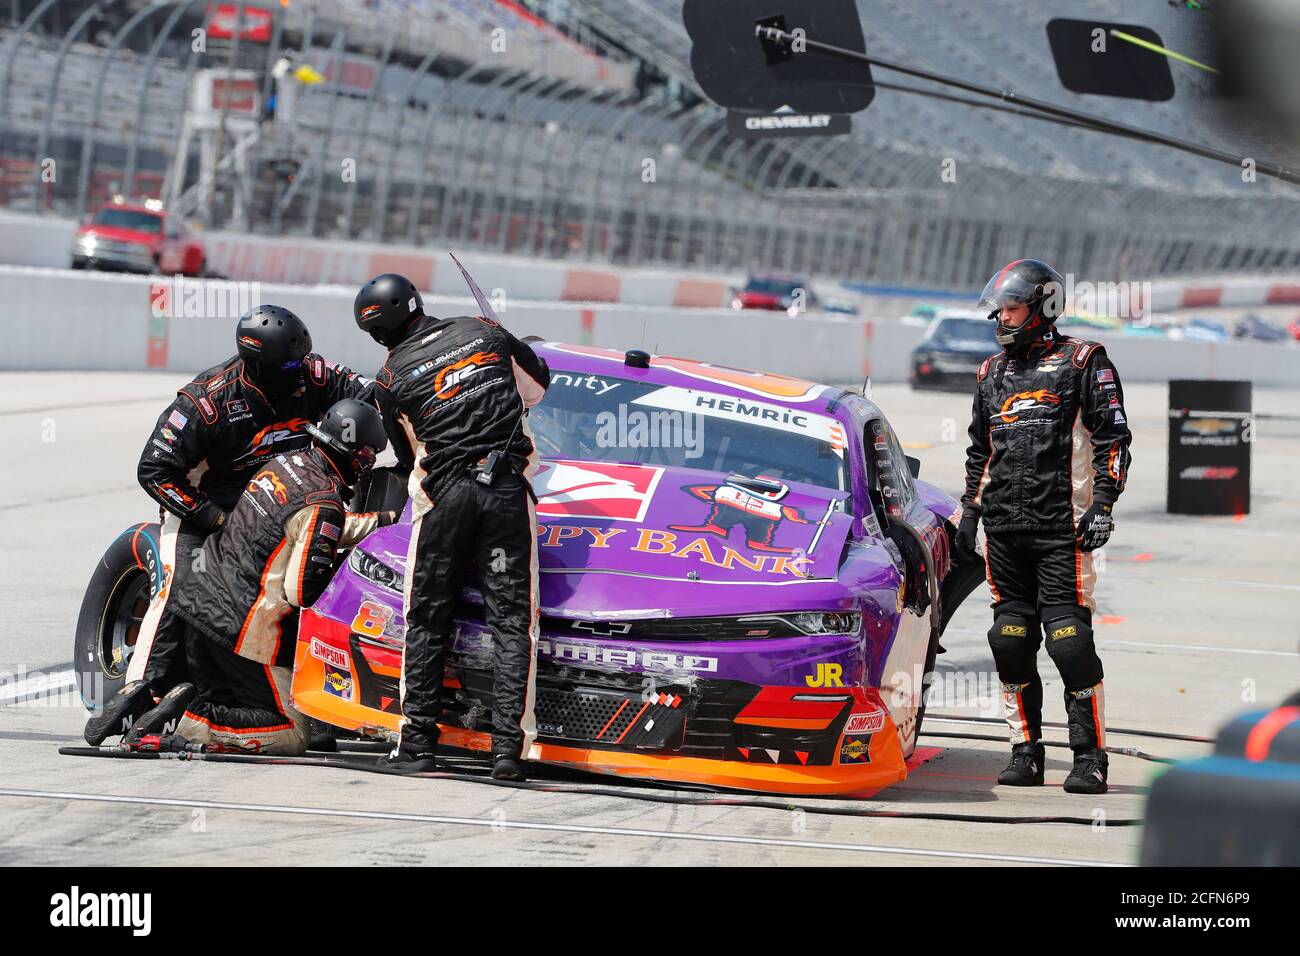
(74, 522, 164, 713)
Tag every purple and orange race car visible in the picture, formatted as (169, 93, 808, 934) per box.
(288, 344, 985, 795)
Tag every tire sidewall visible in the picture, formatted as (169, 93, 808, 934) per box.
(74, 523, 163, 712)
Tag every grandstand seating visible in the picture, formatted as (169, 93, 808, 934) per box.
(1, 0, 1297, 286)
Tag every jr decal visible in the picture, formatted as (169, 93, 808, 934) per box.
(434, 351, 500, 400)
(249, 469, 289, 505)
(805, 662, 844, 688)
(247, 418, 311, 457)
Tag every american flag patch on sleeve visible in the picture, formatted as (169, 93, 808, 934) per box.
(320, 522, 341, 541)
(168, 409, 189, 430)
(1096, 368, 1114, 384)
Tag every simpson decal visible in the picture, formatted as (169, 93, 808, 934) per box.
(844, 709, 886, 735)
(309, 637, 351, 670)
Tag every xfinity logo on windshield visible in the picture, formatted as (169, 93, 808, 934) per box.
(551, 372, 620, 395)
(50, 886, 151, 936)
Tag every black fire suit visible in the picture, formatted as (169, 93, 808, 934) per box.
(962, 335, 1132, 750)
(170, 448, 390, 753)
(127, 354, 371, 696)
(372, 313, 550, 758)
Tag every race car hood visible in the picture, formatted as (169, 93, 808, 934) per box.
(532, 459, 851, 592)
(343, 461, 855, 621)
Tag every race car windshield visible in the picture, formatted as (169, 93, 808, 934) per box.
(92, 208, 163, 233)
(531, 372, 848, 492)
(744, 277, 804, 296)
(931, 318, 998, 346)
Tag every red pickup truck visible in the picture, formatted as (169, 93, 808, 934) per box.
(70, 202, 206, 276)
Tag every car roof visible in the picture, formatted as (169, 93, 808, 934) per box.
(538, 342, 851, 409)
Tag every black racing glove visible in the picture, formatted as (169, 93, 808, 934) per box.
(954, 507, 980, 557)
(193, 502, 228, 532)
(1076, 502, 1114, 552)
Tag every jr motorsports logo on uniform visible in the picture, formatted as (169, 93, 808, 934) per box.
(50, 886, 151, 936)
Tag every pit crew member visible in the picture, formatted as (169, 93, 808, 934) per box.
(354, 273, 550, 781)
(125, 399, 396, 753)
(954, 259, 1132, 795)
(84, 305, 373, 746)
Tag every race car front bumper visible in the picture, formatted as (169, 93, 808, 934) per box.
(290, 608, 910, 796)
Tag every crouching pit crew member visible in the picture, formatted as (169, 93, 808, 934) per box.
(85, 305, 373, 745)
(355, 273, 550, 781)
(122, 399, 396, 754)
(954, 259, 1132, 795)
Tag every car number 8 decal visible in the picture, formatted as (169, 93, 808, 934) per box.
(352, 600, 393, 637)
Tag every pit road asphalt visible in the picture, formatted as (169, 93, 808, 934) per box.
(1, 372, 1297, 866)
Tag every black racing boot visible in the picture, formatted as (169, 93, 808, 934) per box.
(383, 745, 438, 774)
(123, 683, 197, 746)
(997, 742, 1046, 786)
(1063, 748, 1109, 794)
(84, 680, 155, 745)
(491, 754, 527, 782)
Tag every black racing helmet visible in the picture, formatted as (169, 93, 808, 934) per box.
(236, 304, 312, 368)
(977, 259, 1065, 351)
(308, 398, 388, 486)
(354, 273, 423, 348)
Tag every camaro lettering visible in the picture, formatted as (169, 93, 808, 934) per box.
(537, 640, 717, 673)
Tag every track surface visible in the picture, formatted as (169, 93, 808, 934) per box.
(1, 371, 1297, 866)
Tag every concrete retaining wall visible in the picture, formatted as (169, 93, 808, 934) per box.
(9, 210, 1299, 314)
(2, 266, 1296, 386)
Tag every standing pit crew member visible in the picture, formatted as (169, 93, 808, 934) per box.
(355, 273, 550, 781)
(84, 305, 373, 746)
(954, 258, 1132, 795)
(125, 399, 396, 754)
